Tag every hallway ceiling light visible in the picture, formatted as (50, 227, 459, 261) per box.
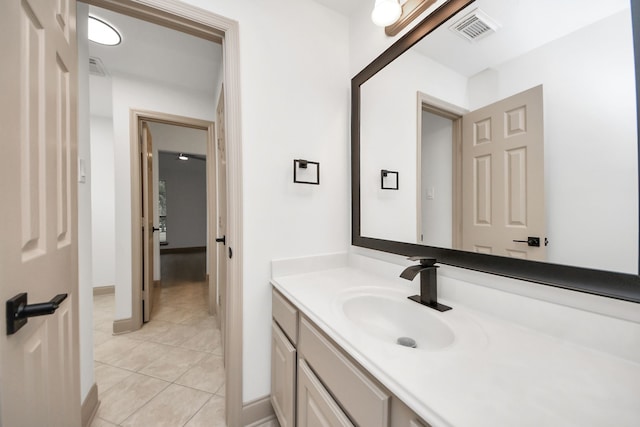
(178, 153, 189, 161)
(371, 0, 402, 27)
(88, 16, 122, 46)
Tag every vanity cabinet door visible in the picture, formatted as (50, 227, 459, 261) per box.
(298, 359, 355, 427)
(271, 322, 296, 427)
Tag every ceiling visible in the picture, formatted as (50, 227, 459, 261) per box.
(88, 4, 222, 111)
(312, 0, 367, 15)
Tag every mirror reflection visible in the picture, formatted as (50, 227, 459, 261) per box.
(360, 0, 638, 274)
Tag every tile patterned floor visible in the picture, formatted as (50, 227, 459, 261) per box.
(91, 281, 227, 427)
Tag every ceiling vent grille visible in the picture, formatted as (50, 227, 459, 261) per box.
(89, 56, 108, 77)
(449, 8, 499, 42)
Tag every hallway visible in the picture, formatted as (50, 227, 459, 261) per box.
(91, 280, 226, 426)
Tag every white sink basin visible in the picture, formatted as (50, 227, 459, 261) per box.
(338, 291, 455, 351)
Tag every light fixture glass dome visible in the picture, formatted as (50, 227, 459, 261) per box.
(371, 0, 402, 27)
(88, 16, 121, 46)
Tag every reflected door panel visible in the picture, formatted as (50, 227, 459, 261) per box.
(461, 85, 546, 260)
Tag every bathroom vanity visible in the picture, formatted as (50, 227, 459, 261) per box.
(271, 287, 428, 427)
(270, 254, 640, 427)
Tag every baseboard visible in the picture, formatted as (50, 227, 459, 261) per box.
(93, 285, 115, 295)
(81, 383, 100, 427)
(112, 317, 139, 334)
(242, 395, 276, 427)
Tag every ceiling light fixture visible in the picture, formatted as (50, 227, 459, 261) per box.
(178, 153, 189, 161)
(371, 0, 402, 27)
(88, 16, 122, 46)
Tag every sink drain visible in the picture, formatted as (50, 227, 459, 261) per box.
(396, 336, 417, 348)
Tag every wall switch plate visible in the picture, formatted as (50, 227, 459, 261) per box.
(426, 187, 435, 200)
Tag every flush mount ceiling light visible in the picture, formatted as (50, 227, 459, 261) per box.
(88, 16, 121, 46)
(178, 153, 189, 161)
(371, 0, 402, 27)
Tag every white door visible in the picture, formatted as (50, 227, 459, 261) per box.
(216, 89, 228, 356)
(0, 0, 81, 425)
(461, 85, 546, 260)
(141, 121, 155, 322)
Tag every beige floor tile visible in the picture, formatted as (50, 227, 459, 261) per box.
(184, 395, 226, 427)
(120, 384, 211, 427)
(94, 336, 144, 365)
(181, 328, 221, 353)
(139, 347, 208, 382)
(147, 322, 200, 347)
(126, 319, 173, 341)
(90, 417, 119, 427)
(93, 330, 113, 347)
(110, 340, 173, 372)
(176, 353, 225, 393)
(96, 373, 169, 425)
(94, 319, 115, 334)
(94, 363, 134, 395)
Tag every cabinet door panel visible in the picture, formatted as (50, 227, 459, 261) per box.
(271, 322, 296, 427)
(298, 359, 354, 427)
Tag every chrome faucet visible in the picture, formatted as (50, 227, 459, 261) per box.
(400, 256, 451, 312)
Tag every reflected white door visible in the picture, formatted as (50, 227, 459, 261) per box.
(461, 85, 546, 260)
(216, 88, 228, 357)
(142, 121, 155, 322)
(0, 0, 81, 425)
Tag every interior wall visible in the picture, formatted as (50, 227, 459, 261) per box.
(421, 110, 453, 248)
(158, 151, 208, 249)
(90, 117, 116, 288)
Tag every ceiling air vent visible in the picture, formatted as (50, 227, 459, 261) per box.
(89, 56, 108, 77)
(449, 8, 499, 42)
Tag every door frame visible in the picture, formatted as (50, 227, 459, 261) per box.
(415, 91, 466, 248)
(83, 1, 243, 425)
(132, 111, 216, 325)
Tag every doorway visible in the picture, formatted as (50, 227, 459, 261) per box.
(80, 1, 243, 425)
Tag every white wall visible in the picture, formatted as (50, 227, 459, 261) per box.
(90, 117, 116, 288)
(76, 2, 94, 403)
(421, 110, 453, 248)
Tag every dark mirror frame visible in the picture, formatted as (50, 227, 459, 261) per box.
(352, 0, 640, 303)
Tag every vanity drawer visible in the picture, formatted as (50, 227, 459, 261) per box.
(272, 289, 298, 344)
(299, 316, 390, 427)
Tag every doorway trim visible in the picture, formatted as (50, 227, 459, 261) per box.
(82, 1, 243, 425)
(416, 91, 466, 248)
(130, 110, 216, 330)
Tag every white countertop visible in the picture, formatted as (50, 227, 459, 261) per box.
(271, 266, 640, 427)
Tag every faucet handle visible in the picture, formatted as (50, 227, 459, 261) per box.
(407, 256, 437, 266)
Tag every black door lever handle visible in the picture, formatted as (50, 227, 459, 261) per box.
(152, 227, 160, 232)
(6, 293, 68, 335)
(513, 237, 541, 247)
(215, 236, 226, 245)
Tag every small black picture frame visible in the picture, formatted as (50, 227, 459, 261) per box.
(381, 169, 399, 190)
(293, 159, 320, 185)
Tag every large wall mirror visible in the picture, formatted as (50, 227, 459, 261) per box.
(352, 0, 640, 303)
